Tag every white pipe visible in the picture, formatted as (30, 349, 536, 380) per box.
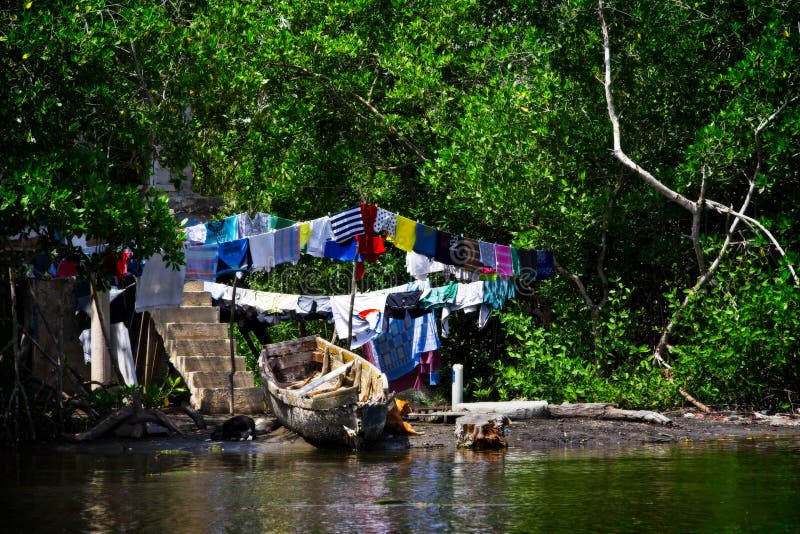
(451, 364, 463, 409)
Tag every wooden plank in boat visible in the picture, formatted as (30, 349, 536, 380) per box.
(295, 360, 355, 395)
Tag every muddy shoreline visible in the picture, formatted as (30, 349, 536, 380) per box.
(35, 409, 800, 455)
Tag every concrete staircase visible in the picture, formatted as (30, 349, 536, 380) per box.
(150, 281, 265, 414)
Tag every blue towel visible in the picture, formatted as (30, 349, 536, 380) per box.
(413, 223, 438, 257)
(323, 239, 358, 262)
(216, 238, 250, 276)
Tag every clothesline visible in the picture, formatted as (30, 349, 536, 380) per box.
(183, 203, 554, 284)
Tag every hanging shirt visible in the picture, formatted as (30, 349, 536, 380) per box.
(494, 244, 514, 278)
(217, 238, 251, 276)
(441, 281, 484, 337)
(393, 216, 417, 251)
(405, 251, 445, 280)
(237, 212, 271, 238)
(204, 215, 239, 245)
(419, 281, 459, 310)
(252, 291, 300, 313)
(273, 225, 301, 266)
(184, 223, 207, 245)
(135, 253, 186, 312)
(329, 205, 365, 243)
(185, 244, 219, 281)
(330, 293, 388, 349)
(434, 231, 466, 266)
(373, 208, 397, 238)
(306, 216, 332, 257)
(248, 232, 276, 272)
(413, 223, 438, 258)
(385, 290, 423, 319)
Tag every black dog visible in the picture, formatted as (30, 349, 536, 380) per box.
(211, 415, 256, 441)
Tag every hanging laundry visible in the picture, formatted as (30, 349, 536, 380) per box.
(494, 244, 514, 278)
(385, 290, 423, 319)
(356, 203, 386, 280)
(441, 280, 484, 337)
(536, 250, 555, 280)
(217, 238, 251, 276)
(420, 281, 459, 310)
(55, 258, 78, 278)
(135, 253, 186, 312)
(251, 291, 300, 314)
(460, 238, 483, 272)
(412, 310, 441, 355)
(273, 224, 301, 266)
(237, 212, 271, 238)
(248, 231, 276, 272)
(405, 251, 445, 281)
(184, 222, 207, 245)
(269, 214, 297, 231)
(373, 207, 397, 238)
(330, 293, 388, 349)
(388, 349, 441, 391)
(204, 215, 239, 245)
(323, 239, 358, 262)
(510, 246, 521, 277)
(368, 313, 416, 381)
(298, 221, 311, 251)
(329, 205, 365, 243)
(413, 223, 438, 258)
(295, 295, 332, 321)
(185, 244, 219, 281)
(478, 240, 496, 272)
(517, 247, 537, 282)
(393, 216, 417, 251)
(306, 216, 332, 257)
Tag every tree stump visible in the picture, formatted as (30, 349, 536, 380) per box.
(455, 414, 509, 449)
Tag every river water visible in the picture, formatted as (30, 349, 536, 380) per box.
(2, 438, 799, 533)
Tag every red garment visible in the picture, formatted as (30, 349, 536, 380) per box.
(355, 203, 386, 280)
(55, 259, 77, 278)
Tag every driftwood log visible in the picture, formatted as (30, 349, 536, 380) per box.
(73, 405, 184, 441)
(455, 414, 509, 449)
(548, 403, 672, 426)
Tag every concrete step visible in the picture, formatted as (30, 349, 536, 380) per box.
(186, 371, 255, 389)
(167, 322, 228, 340)
(175, 355, 248, 373)
(191, 386, 266, 415)
(182, 291, 212, 307)
(168, 338, 231, 357)
(151, 306, 219, 324)
(184, 280, 206, 292)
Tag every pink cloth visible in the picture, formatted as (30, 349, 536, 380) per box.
(494, 244, 514, 279)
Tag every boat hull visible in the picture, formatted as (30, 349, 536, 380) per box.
(259, 336, 392, 449)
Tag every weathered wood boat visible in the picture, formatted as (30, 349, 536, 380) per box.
(258, 335, 393, 449)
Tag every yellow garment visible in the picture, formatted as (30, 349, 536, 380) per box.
(299, 221, 311, 250)
(393, 216, 417, 251)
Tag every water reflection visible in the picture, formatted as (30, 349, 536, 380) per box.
(1, 438, 799, 533)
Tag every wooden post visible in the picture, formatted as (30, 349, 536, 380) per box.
(228, 275, 238, 415)
(346, 241, 359, 349)
(90, 286, 113, 389)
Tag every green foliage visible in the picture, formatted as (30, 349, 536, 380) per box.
(87, 376, 188, 414)
(668, 254, 800, 411)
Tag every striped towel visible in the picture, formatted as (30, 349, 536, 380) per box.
(185, 244, 219, 281)
(329, 205, 365, 243)
(273, 225, 300, 266)
(494, 244, 514, 278)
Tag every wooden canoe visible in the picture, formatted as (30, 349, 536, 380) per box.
(258, 335, 392, 449)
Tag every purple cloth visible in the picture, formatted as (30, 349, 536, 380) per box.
(185, 244, 219, 281)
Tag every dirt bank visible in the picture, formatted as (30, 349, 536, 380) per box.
(43, 409, 800, 455)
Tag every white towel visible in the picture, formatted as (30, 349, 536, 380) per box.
(135, 253, 185, 312)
